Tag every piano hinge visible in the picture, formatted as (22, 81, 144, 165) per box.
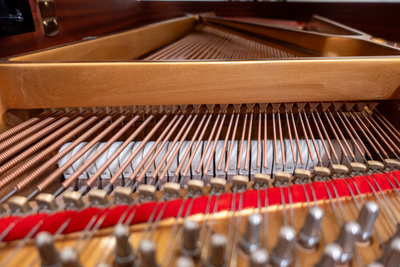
(37, 0, 59, 37)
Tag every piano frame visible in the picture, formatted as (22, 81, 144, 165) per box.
(1, 12, 400, 134)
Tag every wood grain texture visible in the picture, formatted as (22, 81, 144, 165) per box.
(1, 58, 400, 109)
(1, 1, 400, 59)
(0, 189, 397, 267)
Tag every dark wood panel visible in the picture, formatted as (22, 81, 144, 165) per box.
(1, 1, 400, 58)
(0, 0, 144, 58)
(0, 0, 35, 38)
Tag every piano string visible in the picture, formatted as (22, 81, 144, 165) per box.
(0, 102, 400, 266)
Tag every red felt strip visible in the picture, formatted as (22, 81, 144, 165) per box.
(1, 171, 399, 242)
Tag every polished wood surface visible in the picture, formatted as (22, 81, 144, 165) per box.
(0, 0, 143, 58)
(1, 59, 400, 110)
(9, 16, 197, 61)
(1, 1, 400, 59)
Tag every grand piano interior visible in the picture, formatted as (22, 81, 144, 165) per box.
(1, 1, 400, 267)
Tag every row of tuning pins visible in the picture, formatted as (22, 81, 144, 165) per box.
(32, 205, 400, 267)
(31, 166, 400, 267)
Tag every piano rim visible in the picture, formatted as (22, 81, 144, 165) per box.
(1, 14, 400, 131)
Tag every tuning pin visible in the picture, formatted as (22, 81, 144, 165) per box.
(335, 221, 361, 264)
(299, 207, 323, 249)
(313, 243, 343, 267)
(139, 239, 158, 267)
(114, 224, 135, 267)
(270, 226, 295, 267)
(207, 233, 227, 267)
(356, 201, 379, 242)
(35, 231, 61, 267)
(249, 249, 269, 267)
(176, 256, 195, 267)
(240, 213, 262, 254)
(60, 247, 83, 267)
(378, 237, 400, 267)
(181, 220, 200, 258)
